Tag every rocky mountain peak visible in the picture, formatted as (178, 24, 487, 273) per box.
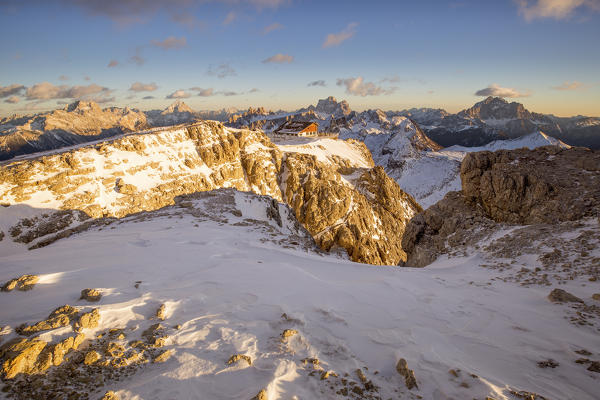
(313, 96, 352, 116)
(163, 100, 194, 115)
(459, 96, 531, 120)
(65, 100, 102, 114)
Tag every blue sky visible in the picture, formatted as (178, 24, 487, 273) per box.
(1, 0, 599, 116)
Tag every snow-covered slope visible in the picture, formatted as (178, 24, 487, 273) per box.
(1, 189, 598, 400)
(0, 121, 420, 265)
(445, 131, 571, 152)
(384, 131, 572, 209)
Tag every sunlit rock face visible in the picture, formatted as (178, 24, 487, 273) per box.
(0, 121, 421, 265)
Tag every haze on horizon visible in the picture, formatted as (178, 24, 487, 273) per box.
(0, 0, 599, 117)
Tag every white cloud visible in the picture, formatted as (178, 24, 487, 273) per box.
(0, 84, 25, 98)
(129, 82, 158, 92)
(166, 89, 191, 99)
(151, 36, 187, 49)
(59, 75, 69, 81)
(190, 87, 215, 97)
(263, 22, 283, 34)
(474, 83, 531, 98)
(4, 96, 20, 104)
(336, 77, 392, 96)
(552, 81, 588, 91)
(516, 0, 600, 21)
(262, 53, 294, 63)
(25, 82, 113, 100)
(322, 23, 358, 48)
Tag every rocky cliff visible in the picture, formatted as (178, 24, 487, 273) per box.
(0, 121, 421, 265)
(402, 146, 600, 267)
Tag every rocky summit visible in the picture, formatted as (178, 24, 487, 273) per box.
(0, 121, 420, 265)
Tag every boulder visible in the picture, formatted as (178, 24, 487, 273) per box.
(80, 288, 102, 302)
(1, 275, 39, 292)
(548, 288, 584, 303)
(396, 358, 418, 390)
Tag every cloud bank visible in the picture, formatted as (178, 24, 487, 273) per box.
(25, 82, 113, 101)
(0, 84, 25, 98)
(166, 89, 191, 99)
(516, 0, 600, 21)
(474, 83, 530, 98)
(336, 77, 392, 96)
(129, 82, 158, 92)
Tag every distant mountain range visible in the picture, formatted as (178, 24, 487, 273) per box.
(399, 96, 600, 149)
(1, 96, 597, 161)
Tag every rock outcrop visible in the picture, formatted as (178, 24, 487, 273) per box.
(461, 146, 600, 224)
(402, 146, 600, 267)
(80, 288, 102, 302)
(0, 121, 420, 265)
(1, 275, 39, 292)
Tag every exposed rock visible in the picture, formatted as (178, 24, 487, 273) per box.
(152, 349, 173, 363)
(401, 191, 494, 267)
(402, 146, 600, 267)
(154, 304, 166, 321)
(49, 333, 85, 366)
(0, 338, 47, 378)
(537, 359, 559, 368)
(281, 329, 298, 340)
(100, 390, 120, 400)
(509, 389, 549, 400)
(227, 354, 252, 366)
(0, 121, 420, 266)
(77, 308, 101, 329)
(80, 288, 102, 302)
(461, 147, 599, 224)
(1, 275, 39, 292)
(592, 293, 600, 301)
(548, 288, 584, 303)
(84, 350, 101, 365)
(302, 358, 320, 369)
(16, 305, 78, 335)
(587, 361, 600, 373)
(396, 358, 418, 390)
(252, 389, 268, 400)
(320, 370, 337, 380)
(355, 368, 367, 383)
(142, 323, 168, 348)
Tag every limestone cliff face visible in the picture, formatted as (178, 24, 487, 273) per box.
(0, 121, 421, 265)
(402, 146, 600, 267)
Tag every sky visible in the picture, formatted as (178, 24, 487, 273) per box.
(0, 0, 599, 117)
